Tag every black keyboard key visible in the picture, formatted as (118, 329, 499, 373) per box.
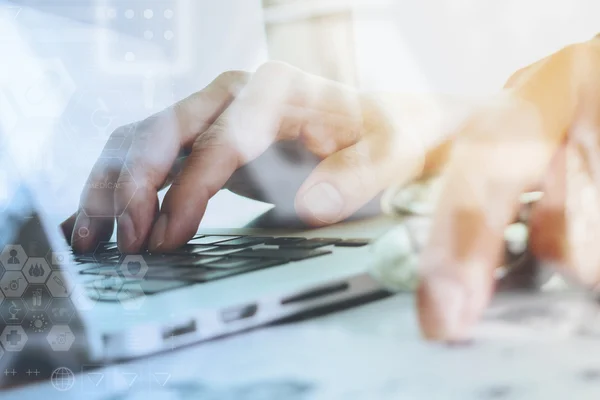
(212, 237, 272, 247)
(141, 254, 223, 267)
(87, 275, 124, 291)
(154, 244, 217, 255)
(188, 236, 242, 245)
(230, 248, 331, 261)
(198, 247, 246, 256)
(280, 238, 340, 249)
(94, 242, 120, 253)
(335, 239, 370, 247)
(73, 254, 98, 263)
(121, 280, 191, 294)
(182, 260, 285, 281)
(144, 268, 200, 280)
(203, 257, 285, 269)
(264, 237, 306, 245)
(80, 265, 120, 276)
(88, 289, 142, 302)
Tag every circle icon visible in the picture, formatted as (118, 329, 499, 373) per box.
(78, 227, 89, 238)
(51, 367, 75, 391)
(28, 312, 49, 333)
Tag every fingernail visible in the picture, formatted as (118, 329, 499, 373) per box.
(149, 213, 168, 250)
(301, 182, 344, 224)
(73, 213, 91, 240)
(418, 276, 466, 341)
(117, 212, 138, 252)
(71, 213, 93, 252)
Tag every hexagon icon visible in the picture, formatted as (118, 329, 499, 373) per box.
(0, 298, 27, 324)
(0, 271, 27, 297)
(48, 298, 76, 324)
(117, 285, 146, 311)
(22, 285, 51, 311)
(50, 251, 72, 267)
(47, 271, 75, 298)
(10, 58, 76, 118)
(23, 257, 51, 284)
(0, 244, 27, 271)
(1, 325, 27, 352)
(46, 325, 75, 352)
(91, 274, 123, 293)
(120, 255, 148, 280)
(27, 311, 51, 334)
(81, 157, 137, 218)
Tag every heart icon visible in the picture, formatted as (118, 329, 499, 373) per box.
(127, 261, 142, 275)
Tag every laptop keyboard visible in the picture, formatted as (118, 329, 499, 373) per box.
(71, 234, 370, 302)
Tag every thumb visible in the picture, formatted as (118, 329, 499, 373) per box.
(295, 132, 424, 226)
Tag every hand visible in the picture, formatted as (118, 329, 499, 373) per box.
(62, 62, 427, 253)
(417, 38, 600, 340)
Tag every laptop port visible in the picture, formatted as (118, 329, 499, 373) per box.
(281, 282, 349, 305)
(162, 319, 196, 340)
(221, 303, 258, 323)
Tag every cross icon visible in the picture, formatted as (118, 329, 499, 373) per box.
(26, 369, 40, 377)
(4, 369, 17, 376)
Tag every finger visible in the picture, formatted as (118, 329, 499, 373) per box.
(113, 71, 249, 252)
(223, 62, 364, 162)
(149, 63, 366, 250)
(528, 147, 568, 264)
(530, 129, 600, 286)
(416, 42, 589, 340)
(71, 154, 126, 253)
(294, 107, 423, 225)
(60, 212, 78, 245)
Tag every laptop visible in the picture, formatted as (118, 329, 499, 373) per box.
(0, 0, 405, 385)
(0, 142, 403, 383)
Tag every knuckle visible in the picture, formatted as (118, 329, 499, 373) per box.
(255, 61, 294, 81)
(213, 70, 251, 93)
(191, 125, 228, 155)
(216, 70, 248, 83)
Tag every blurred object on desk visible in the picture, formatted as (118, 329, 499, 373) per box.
(262, 0, 358, 84)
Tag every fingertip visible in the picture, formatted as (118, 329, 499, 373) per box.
(147, 212, 195, 252)
(417, 275, 468, 341)
(148, 213, 169, 251)
(417, 258, 494, 342)
(294, 181, 346, 226)
(71, 214, 114, 254)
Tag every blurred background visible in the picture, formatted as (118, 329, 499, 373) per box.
(1, 0, 600, 229)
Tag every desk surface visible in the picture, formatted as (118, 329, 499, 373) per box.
(6, 291, 600, 400)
